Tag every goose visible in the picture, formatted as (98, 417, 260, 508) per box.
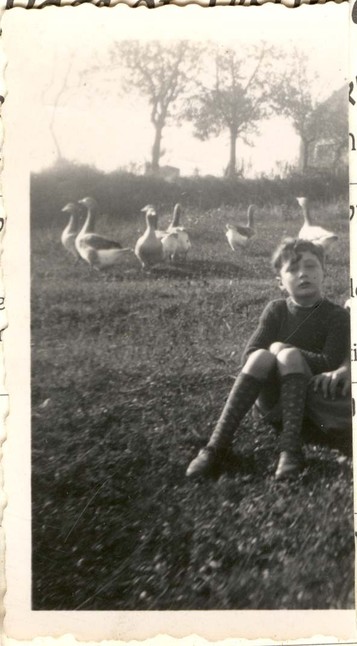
(135, 208, 164, 269)
(76, 197, 134, 269)
(161, 229, 191, 262)
(163, 203, 191, 261)
(141, 204, 166, 240)
(296, 197, 338, 249)
(225, 204, 256, 251)
(61, 202, 82, 260)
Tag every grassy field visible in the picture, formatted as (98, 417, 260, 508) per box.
(31, 198, 354, 610)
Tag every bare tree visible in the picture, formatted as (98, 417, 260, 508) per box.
(41, 53, 75, 162)
(111, 40, 202, 173)
(184, 44, 275, 178)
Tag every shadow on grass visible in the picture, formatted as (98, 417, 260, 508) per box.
(117, 257, 259, 279)
(302, 455, 351, 483)
(188, 448, 262, 483)
(194, 421, 353, 484)
(303, 424, 352, 457)
(146, 258, 248, 280)
(224, 449, 260, 476)
(73, 258, 249, 282)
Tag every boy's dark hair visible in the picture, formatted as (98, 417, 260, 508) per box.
(272, 237, 325, 274)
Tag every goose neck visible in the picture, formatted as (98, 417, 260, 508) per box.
(66, 214, 77, 232)
(247, 205, 255, 227)
(82, 207, 96, 234)
(302, 205, 312, 225)
(146, 214, 156, 231)
(152, 213, 159, 230)
(172, 205, 181, 227)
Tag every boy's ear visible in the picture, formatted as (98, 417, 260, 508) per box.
(276, 276, 284, 292)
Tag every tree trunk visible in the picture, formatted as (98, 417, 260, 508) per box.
(299, 138, 310, 173)
(49, 117, 63, 161)
(151, 124, 163, 173)
(225, 128, 237, 177)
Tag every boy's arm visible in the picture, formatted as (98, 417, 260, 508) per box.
(241, 301, 281, 363)
(299, 309, 350, 374)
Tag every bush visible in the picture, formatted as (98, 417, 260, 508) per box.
(31, 159, 348, 228)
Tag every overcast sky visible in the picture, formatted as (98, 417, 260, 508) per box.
(2, 2, 349, 177)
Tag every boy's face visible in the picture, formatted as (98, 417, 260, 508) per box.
(279, 250, 324, 305)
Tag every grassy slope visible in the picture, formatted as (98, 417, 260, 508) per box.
(31, 201, 354, 610)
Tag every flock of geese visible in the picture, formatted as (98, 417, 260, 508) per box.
(60, 195, 338, 271)
(61, 197, 191, 271)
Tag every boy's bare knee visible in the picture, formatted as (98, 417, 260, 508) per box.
(277, 347, 305, 374)
(243, 348, 276, 379)
(270, 341, 288, 355)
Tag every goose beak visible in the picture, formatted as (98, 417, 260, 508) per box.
(61, 203, 75, 213)
(296, 197, 307, 206)
(141, 204, 155, 213)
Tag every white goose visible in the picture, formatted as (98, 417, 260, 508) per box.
(296, 197, 338, 249)
(135, 208, 164, 269)
(166, 203, 185, 233)
(61, 202, 82, 260)
(225, 204, 256, 251)
(141, 204, 166, 240)
(162, 203, 191, 261)
(76, 197, 134, 269)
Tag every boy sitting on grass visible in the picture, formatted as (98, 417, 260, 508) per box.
(186, 238, 350, 481)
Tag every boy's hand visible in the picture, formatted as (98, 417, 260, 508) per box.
(311, 365, 351, 400)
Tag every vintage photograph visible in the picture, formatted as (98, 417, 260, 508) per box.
(2, 0, 354, 638)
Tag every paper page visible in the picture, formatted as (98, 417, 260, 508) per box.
(1, 1, 355, 643)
